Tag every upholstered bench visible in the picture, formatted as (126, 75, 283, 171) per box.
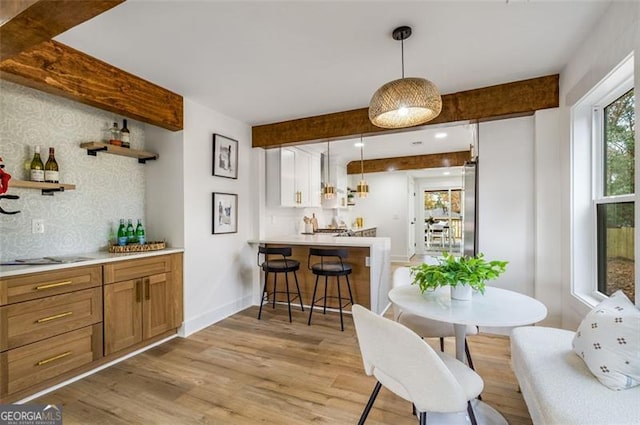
(511, 326, 640, 425)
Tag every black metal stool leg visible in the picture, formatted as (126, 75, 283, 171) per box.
(308, 274, 319, 326)
(345, 274, 354, 305)
(285, 272, 292, 323)
(257, 270, 268, 320)
(419, 412, 427, 425)
(357, 381, 382, 425)
(323, 275, 328, 314)
(439, 337, 445, 352)
(272, 273, 278, 309)
(337, 275, 344, 331)
(293, 271, 304, 311)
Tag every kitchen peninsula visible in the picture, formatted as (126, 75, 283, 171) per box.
(249, 234, 390, 314)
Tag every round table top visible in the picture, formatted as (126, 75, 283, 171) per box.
(388, 285, 548, 327)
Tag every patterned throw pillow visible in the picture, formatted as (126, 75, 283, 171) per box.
(572, 290, 640, 390)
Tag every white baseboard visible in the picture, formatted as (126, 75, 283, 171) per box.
(179, 294, 253, 337)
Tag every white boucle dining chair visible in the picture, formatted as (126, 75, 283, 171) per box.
(393, 265, 479, 371)
(352, 305, 483, 425)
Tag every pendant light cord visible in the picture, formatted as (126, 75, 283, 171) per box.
(327, 141, 331, 183)
(400, 38, 405, 78)
(360, 136, 365, 180)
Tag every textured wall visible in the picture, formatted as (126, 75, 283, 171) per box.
(0, 81, 145, 260)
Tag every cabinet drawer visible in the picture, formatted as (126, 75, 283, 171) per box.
(0, 287, 102, 351)
(104, 255, 172, 284)
(0, 265, 102, 306)
(2, 324, 101, 396)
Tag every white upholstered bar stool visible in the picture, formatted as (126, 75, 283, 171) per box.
(392, 266, 479, 371)
(352, 305, 483, 425)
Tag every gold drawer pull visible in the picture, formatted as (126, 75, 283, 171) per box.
(36, 311, 73, 323)
(36, 351, 72, 366)
(35, 280, 72, 290)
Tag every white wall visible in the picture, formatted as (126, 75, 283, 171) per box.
(478, 116, 535, 298)
(145, 126, 184, 247)
(559, 1, 640, 329)
(349, 171, 410, 262)
(180, 98, 254, 336)
(533, 109, 563, 326)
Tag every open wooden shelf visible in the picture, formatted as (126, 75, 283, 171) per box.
(80, 142, 159, 164)
(11, 179, 76, 196)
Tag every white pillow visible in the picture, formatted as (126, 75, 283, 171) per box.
(572, 290, 640, 390)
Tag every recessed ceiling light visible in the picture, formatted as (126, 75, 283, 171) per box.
(354, 142, 364, 147)
(435, 132, 447, 139)
(412, 141, 423, 145)
(443, 171, 451, 176)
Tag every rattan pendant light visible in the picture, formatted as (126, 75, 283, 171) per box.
(356, 136, 369, 198)
(323, 141, 336, 199)
(369, 26, 442, 129)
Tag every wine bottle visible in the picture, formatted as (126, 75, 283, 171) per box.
(126, 219, 135, 243)
(30, 145, 44, 182)
(44, 147, 59, 183)
(120, 119, 130, 149)
(117, 219, 127, 246)
(135, 219, 146, 245)
(109, 122, 122, 146)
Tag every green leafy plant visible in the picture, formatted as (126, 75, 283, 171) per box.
(410, 253, 507, 295)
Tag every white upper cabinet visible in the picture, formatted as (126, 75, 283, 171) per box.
(267, 147, 321, 207)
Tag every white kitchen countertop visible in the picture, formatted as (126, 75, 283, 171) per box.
(248, 234, 388, 248)
(0, 248, 184, 278)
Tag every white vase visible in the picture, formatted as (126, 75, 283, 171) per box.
(450, 284, 473, 301)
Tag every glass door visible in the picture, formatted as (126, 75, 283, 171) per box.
(424, 189, 462, 254)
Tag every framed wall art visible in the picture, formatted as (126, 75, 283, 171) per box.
(212, 192, 238, 234)
(212, 133, 238, 179)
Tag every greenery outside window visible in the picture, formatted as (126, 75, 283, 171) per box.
(595, 89, 635, 301)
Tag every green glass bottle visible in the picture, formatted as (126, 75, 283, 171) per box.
(126, 219, 136, 243)
(117, 219, 127, 246)
(135, 219, 146, 245)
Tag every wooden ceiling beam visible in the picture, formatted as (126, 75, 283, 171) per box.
(0, 0, 124, 61)
(252, 74, 559, 148)
(0, 40, 183, 131)
(346, 150, 471, 175)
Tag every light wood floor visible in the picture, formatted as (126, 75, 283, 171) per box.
(35, 306, 532, 425)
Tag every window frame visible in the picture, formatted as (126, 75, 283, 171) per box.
(571, 53, 635, 307)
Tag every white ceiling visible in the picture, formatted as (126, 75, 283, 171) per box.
(55, 0, 611, 126)
(299, 122, 474, 164)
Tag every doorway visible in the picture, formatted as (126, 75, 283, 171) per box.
(423, 188, 463, 255)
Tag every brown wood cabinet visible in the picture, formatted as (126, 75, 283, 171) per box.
(0, 252, 183, 403)
(0, 266, 103, 401)
(104, 254, 183, 356)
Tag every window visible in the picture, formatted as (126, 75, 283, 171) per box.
(571, 53, 635, 307)
(595, 89, 635, 300)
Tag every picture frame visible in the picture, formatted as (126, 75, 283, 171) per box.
(212, 133, 238, 179)
(212, 192, 238, 234)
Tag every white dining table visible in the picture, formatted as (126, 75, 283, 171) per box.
(388, 284, 547, 361)
(388, 283, 548, 425)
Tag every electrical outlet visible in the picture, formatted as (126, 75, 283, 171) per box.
(32, 219, 44, 234)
